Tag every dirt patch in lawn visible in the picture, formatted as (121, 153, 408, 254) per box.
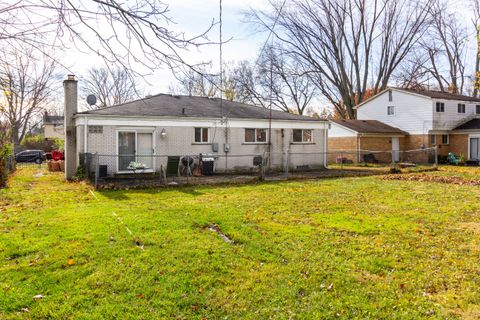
(381, 173, 480, 186)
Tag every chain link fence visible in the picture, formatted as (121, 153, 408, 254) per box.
(79, 147, 438, 188)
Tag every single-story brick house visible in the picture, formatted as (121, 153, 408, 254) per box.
(63, 75, 329, 179)
(328, 119, 407, 163)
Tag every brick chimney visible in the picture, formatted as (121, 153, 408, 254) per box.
(64, 74, 77, 180)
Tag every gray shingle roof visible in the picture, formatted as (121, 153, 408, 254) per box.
(77, 94, 324, 122)
(331, 119, 407, 135)
(453, 118, 480, 131)
(395, 88, 480, 103)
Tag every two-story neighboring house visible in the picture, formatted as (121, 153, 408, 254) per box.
(43, 112, 64, 140)
(329, 87, 480, 162)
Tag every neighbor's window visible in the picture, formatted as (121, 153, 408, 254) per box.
(388, 90, 393, 102)
(458, 103, 466, 113)
(194, 128, 209, 143)
(387, 106, 395, 116)
(245, 128, 267, 143)
(442, 134, 449, 145)
(293, 129, 313, 143)
(476, 105, 480, 114)
(88, 125, 103, 134)
(436, 102, 445, 112)
(430, 134, 436, 145)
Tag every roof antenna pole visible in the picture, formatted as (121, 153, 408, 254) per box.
(219, 0, 229, 172)
(219, 0, 223, 117)
(268, 42, 273, 170)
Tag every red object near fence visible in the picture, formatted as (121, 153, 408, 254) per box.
(51, 150, 64, 161)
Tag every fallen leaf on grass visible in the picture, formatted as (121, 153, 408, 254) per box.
(67, 258, 75, 266)
(33, 294, 44, 300)
(381, 174, 480, 186)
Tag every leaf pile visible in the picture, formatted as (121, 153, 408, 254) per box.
(381, 173, 480, 186)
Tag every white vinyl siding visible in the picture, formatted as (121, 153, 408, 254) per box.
(328, 122, 357, 137)
(357, 89, 433, 134)
(433, 100, 479, 130)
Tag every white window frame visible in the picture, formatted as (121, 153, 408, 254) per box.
(388, 90, 393, 102)
(292, 129, 313, 143)
(387, 106, 395, 116)
(441, 134, 449, 145)
(244, 128, 268, 143)
(116, 129, 155, 173)
(194, 127, 209, 143)
(435, 102, 445, 113)
(457, 103, 466, 114)
(430, 134, 436, 146)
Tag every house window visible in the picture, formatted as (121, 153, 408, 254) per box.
(476, 105, 480, 114)
(430, 134, 436, 145)
(457, 104, 466, 113)
(194, 128, 209, 143)
(388, 90, 393, 102)
(293, 129, 313, 143)
(436, 102, 445, 112)
(88, 125, 103, 134)
(245, 128, 267, 143)
(442, 134, 449, 145)
(387, 106, 395, 116)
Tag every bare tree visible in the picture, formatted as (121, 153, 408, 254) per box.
(169, 65, 218, 98)
(0, 1, 215, 78)
(256, 45, 317, 115)
(248, 0, 432, 119)
(0, 49, 58, 145)
(419, 1, 468, 94)
(82, 67, 137, 109)
(472, 0, 480, 97)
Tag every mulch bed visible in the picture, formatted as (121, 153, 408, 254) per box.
(381, 173, 480, 186)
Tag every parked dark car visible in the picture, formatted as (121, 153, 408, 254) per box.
(15, 150, 46, 164)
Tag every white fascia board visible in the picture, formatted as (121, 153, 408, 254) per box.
(354, 87, 432, 110)
(74, 115, 329, 130)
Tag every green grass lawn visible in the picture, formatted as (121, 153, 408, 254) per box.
(1, 167, 480, 319)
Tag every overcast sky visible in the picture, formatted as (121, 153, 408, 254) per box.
(69, 0, 270, 99)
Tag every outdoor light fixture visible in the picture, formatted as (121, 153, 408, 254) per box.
(160, 128, 167, 137)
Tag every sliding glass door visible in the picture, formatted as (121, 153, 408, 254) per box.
(137, 133, 153, 169)
(118, 132, 136, 171)
(118, 131, 154, 171)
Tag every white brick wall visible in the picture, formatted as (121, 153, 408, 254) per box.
(79, 123, 326, 174)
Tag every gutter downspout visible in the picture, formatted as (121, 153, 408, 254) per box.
(323, 126, 328, 168)
(84, 116, 88, 153)
(357, 134, 362, 163)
